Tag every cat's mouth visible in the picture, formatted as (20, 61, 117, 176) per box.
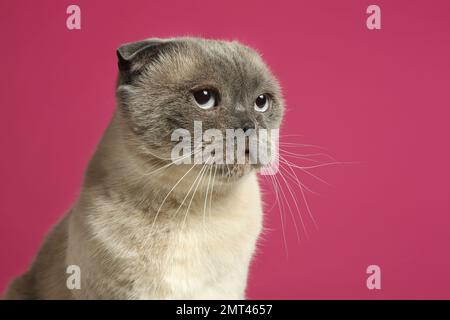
(146, 136, 276, 181)
(206, 163, 252, 181)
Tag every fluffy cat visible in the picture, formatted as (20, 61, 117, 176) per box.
(5, 37, 284, 299)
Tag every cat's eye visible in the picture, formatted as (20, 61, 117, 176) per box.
(193, 89, 217, 110)
(254, 94, 270, 112)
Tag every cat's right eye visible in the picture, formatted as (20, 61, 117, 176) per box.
(193, 89, 217, 110)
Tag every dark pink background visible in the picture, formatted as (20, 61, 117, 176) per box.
(1, 0, 450, 299)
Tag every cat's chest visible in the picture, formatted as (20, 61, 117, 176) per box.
(138, 203, 263, 299)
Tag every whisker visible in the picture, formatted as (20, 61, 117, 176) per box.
(279, 148, 336, 162)
(150, 163, 198, 231)
(203, 164, 213, 231)
(180, 160, 210, 231)
(278, 142, 328, 150)
(277, 155, 318, 195)
(141, 147, 203, 177)
(290, 161, 355, 170)
(261, 174, 281, 213)
(279, 157, 334, 187)
(277, 164, 308, 240)
(209, 165, 218, 219)
(269, 172, 289, 257)
(278, 155, 320, 230)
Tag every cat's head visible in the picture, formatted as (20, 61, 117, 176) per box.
(116, 37, 284, 180)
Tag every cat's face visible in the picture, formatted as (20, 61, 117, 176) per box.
(116, 37, 284, 180)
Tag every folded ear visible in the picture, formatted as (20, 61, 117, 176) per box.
(116, 39, 173, 73)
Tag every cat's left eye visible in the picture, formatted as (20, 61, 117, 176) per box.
(193, 89, 217, 110)
(254, 94, 270, 112)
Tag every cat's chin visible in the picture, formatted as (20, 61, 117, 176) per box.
(213, 164, 255, 182)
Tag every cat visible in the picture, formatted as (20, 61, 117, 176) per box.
(5, 37, 284, 299)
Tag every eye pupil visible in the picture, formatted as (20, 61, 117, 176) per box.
(255, 95, 267, 108)
(194, 90, 212, 105)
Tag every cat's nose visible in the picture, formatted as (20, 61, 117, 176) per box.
(236, 121, 254, 133)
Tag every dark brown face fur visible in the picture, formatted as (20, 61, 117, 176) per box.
(116, 37, 284, 180)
